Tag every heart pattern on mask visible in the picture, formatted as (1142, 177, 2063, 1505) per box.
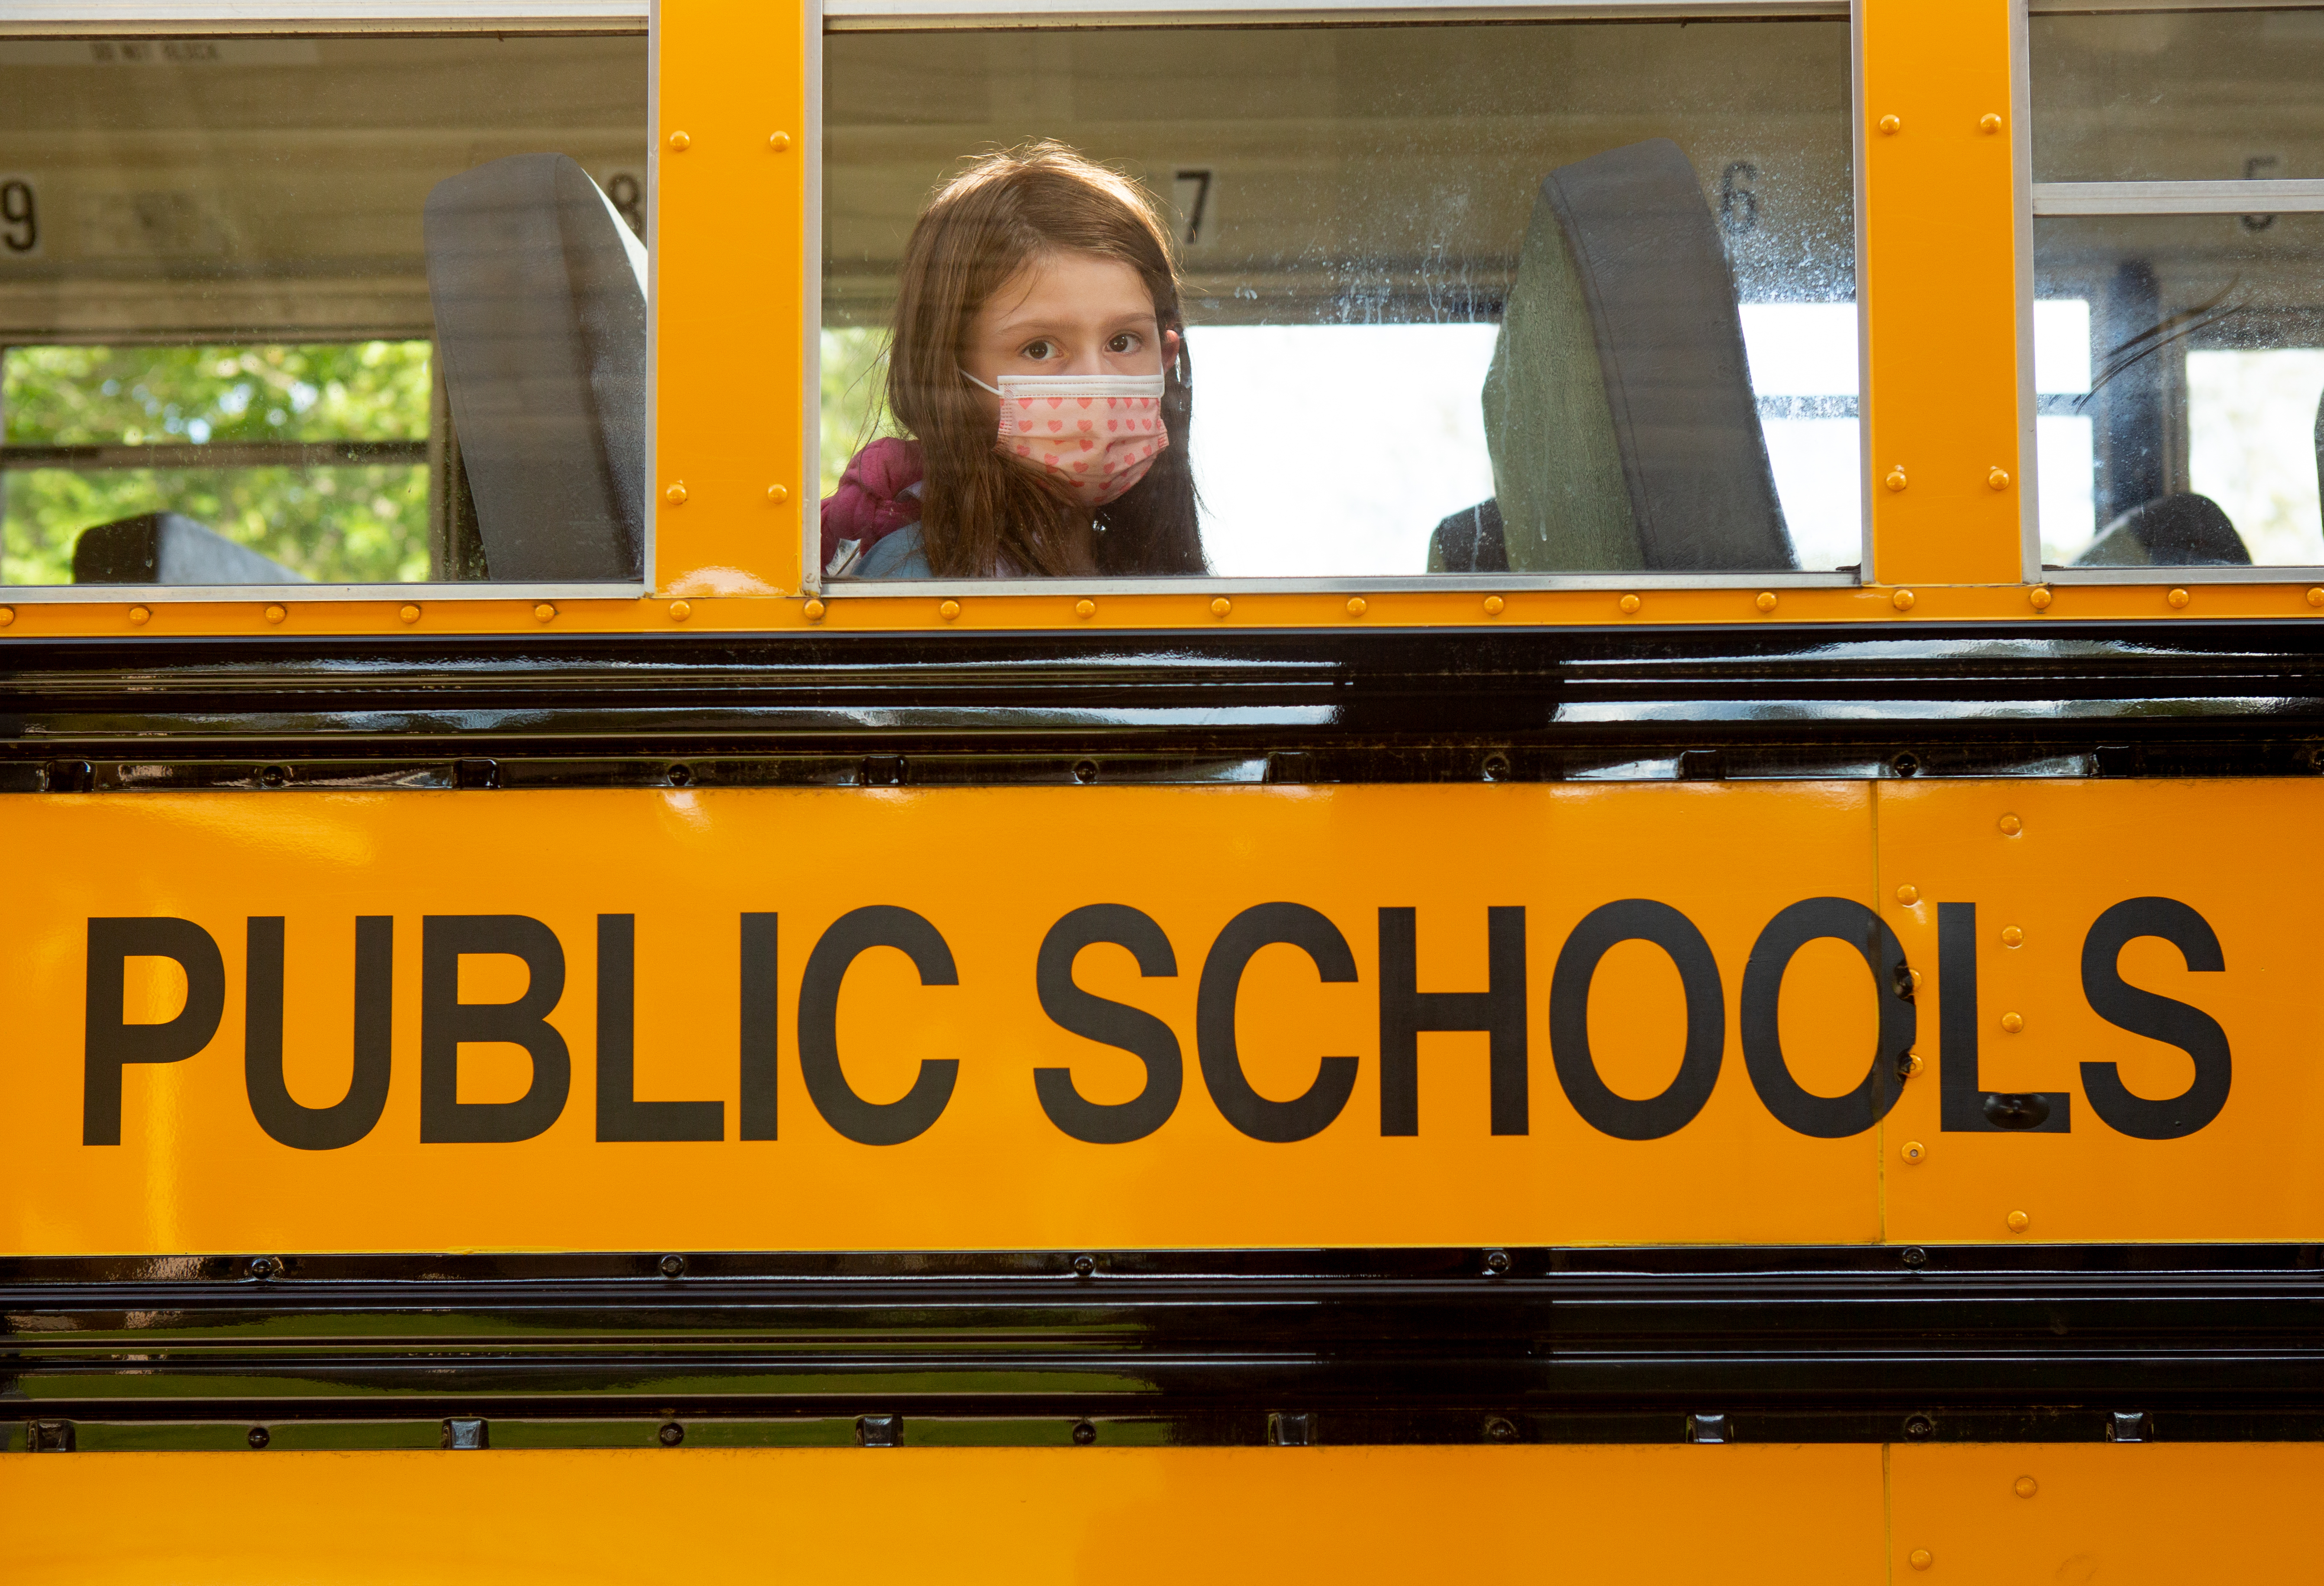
(995, 391, 1168, 506)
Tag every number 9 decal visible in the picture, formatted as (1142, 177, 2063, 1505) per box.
(0, 178, 38, 256)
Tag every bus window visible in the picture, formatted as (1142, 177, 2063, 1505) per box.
(0, 33, 648, 592)
(2030, 6, 2324, 571)
(820, 15, 1860, 585)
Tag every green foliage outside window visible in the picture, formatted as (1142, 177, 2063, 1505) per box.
(820, 326, 896, 498)
(3, 342, 434, 585)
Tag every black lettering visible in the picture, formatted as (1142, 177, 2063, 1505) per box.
(419, 915, 571, 1143)
(739, 912, 779, 1140)
(84, 916, 226, 1146)
(1195, 903, 1360, 1144)
(595, 915, 723, 1142)
(1550, 899, 1724, 1141)
(245, 916, 393, 1151)
(1034, 904, 1183, 1144)
(2079, 897, 2231, 1140)
(796, 906, 960, 1146)
(1378, 906, 1528, 1136)
(1939, 902, 2068, 1133)
(1740, 898, 1914, 1138)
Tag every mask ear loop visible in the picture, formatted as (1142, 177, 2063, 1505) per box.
(958, 367, 1003, 397)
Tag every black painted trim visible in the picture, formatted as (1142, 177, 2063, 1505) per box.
(5, 622, 2324, 783)
(6, 1245, 2320, 1442)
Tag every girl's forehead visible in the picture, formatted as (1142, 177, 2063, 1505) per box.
(981, 248, 1155, 324)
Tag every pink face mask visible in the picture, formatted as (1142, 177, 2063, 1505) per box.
(963, 371, 1169, 507)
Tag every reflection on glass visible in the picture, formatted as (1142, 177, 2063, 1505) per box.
(0, 35, 648, 586)
(2034, 215, 2324, 567)
(2032, 7, 2324, 183)
(822, 20, 1858, 581)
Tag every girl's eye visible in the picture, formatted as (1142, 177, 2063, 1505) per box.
(1020, 340, 1055, 361)
(1106, 333, 1141, 355)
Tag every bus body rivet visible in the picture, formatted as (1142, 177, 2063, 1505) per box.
(766, 484, 789, 503)
(1879, 115, 1903, 135)
(399, 604, 421, 624)
(1981, 113, 2004, 134)
(1988, 467, 2011, 490)
(1910, 968, 1922, 989)
(768, 131, 791, 152)
(1903, 1053, 1924, 1077)
(248, 1426, 270, 1450)
(659, 1422, 685, 1446)
(0, 606, 14, 625)
(1755, 591, 1777, 612)
(535, 603, 556, 623)
(667, 130, 690, 150)
(669, 600, 691, 621)
(2031, 586, 2053, 610)
(2000, 1012, 2024, 1034)
(1893, 589, 1916, 612)
(1885, 467, 1908, 491)
(1210, 597, 1231, 618)
(1901, 1140, 1926, 1164)
(129, 606, 151, 626)
(1072, 1254, 1097, 1276)
(2007, 1210, 2031, 1232)
(939, 600, 961, 621)
(263, 605, 286, 625)
(2167, 587, 2190, 609)
(1346, 598, 1367, 618)
(2014, 1476, 2038, 1498)
(804, 599, 826, 622)
(1908, 1549, 1932, 1570)
(664, 481, 688, 505)
(2001, 925, 2024, 947)
(2309, 587, 2324, 608)
(1998, 813, 2023, 835)
(1482, 595, 1506, 616)
(1075, 599, 1096, 618)
(1618, 594, 1640, 615)
(1896, 884, 1919, 905)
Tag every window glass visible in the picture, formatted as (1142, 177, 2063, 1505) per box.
(821, 18, 1859, 583)
(0, 35, 648, 589)
(2031, 8, 2324, 569)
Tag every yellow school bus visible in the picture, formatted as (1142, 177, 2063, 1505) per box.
(5, 0, 2323, 1578)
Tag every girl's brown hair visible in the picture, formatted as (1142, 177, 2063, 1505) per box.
(884, 142, 1206, 578)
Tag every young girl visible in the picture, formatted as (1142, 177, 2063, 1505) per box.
(821, 142, 1206, 580)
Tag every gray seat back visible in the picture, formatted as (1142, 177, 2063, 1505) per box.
(423, 152, 646, 581)
(73, 511, 306, 585)
(1532, 138, 1795, 571)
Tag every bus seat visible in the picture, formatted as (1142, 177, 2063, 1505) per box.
(72, 511, 306, 585)
(1427, 498, 1509, 573)
(2073, 493, 2248, 567)
(1436, 138, 1796, 574)
(423, 152, 646, 582)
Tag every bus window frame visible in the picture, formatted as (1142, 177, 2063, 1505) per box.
(0, 4, 654, 607)
(801, 0, 1873, 601)
(2015, 0, 2324, 587)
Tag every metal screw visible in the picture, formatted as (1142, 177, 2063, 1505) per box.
(1484, 1416, 1518, 1443)
(1890, 751, 1920, 777)
(260, 765, 287, 788)
(666, 763, 693, 788)
(1072, 1254, 1097, 1277)
(1902, 1247, 1928, 1267)
(1072, 1421, 1097, 1445)
(659, 1422, 685, 1447)
(1073, 760, 1099, 784)
(1482, 752, 1511, 782)
(658, 1254, 687, 1278)
(248, 1256, 276, 1280)
(1904, 1414, 1935, 1441)
(1484, 1249, 1512, 1276)
(248, 1426, 271, 1449)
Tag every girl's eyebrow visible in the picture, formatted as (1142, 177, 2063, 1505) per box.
(990, 305, 1159, 338)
